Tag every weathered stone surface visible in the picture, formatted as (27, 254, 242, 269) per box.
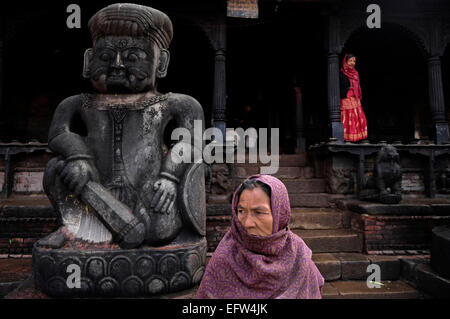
(431, 226, 450, 279)
(330, 280, 421, 299)
(206, 204, 231, 216)
(340, 199, 450, 216)
(321, 282, 340, 299)
(293, 229, 363, 253)
(399, 257, 429, 283)
(368, 255, 401, 280)
(0, 257, 33, 298)
(289, 193, 330, 208)
(283, 179, 326, 194)
(312, 253, 341, 281)
(278, 154, 308, 167)
(415, 263, 450, 299)
(33, 237, 207, 298)
(334, 253, 369, 280)
(230, 153, 307, 167)
(290, 209, 342, 230)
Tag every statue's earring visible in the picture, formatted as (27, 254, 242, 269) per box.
(156, 49, 170, 78)
(83, 48, 93, 78)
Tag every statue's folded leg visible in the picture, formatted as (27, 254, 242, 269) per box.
(42, 157, 113, 247)
(136, 200, 182, 246)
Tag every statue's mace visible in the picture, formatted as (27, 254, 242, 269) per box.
(80, 181, 145, 249)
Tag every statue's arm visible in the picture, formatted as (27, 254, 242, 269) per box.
(145, 95, 204, 214)
(160, 95, 204, 180)
(48, 95, 92, 159)
(47, 95, 99, 195)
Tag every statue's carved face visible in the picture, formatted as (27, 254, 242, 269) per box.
(89, 36, 159, 93)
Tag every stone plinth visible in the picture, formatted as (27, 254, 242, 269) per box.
(32, 237, 206, 298)
(339, 199, 450, 253)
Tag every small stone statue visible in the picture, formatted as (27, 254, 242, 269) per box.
(33, 3, 206, 297)
(360, 144, 402, 204)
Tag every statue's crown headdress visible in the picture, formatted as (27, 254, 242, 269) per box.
(88, 3, 173, 49)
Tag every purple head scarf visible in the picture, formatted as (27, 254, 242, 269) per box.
(195, 174, 324, 299)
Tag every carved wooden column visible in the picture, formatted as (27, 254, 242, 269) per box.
(294, 85, 305, 152)
(427, 55, 450, 144)
(327, 15, 344, 143)
(212, 23, 227, 142)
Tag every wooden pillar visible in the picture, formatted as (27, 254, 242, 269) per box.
(212, 23, 227, 142)
(294, 85, 305, 152)
(427, 55, 450, 144)
(327, 16, 344, 143)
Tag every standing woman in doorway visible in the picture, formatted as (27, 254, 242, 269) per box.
(340, 54, 368, 142)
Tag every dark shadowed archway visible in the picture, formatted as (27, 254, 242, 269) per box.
(342, 23, 428, 143)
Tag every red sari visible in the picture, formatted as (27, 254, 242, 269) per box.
(340, 55, 368, 141)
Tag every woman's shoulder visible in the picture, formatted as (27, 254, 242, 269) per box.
(288, 231, 313, 260)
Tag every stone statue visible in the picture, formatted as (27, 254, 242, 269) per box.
(33, 3, 206, 297)
(359, 144, 402, 204)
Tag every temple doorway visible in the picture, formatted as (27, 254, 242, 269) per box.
(342, 23, 428, 143)
(227, 2, 327, 153)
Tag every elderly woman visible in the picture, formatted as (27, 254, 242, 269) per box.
(196, 174, 324, 299)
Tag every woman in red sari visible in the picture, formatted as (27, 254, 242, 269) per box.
(340, 54, 368, 142)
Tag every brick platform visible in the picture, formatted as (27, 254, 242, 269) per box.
(338, 199, 450, 253)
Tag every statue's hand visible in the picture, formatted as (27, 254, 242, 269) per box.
(56, 159, 99, 196)
(148, 177, 177, 214)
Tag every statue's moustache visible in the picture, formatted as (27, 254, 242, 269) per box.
(91, 67, 149, 81)
(91, 67, 108, 81)
(128, 67, 149, 81)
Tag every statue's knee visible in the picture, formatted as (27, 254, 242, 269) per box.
(146, 211, 182, 245)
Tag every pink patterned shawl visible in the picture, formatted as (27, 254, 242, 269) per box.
(195, 174, 324, 299)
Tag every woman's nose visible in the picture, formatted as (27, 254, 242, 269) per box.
(243, 214, 256, 228)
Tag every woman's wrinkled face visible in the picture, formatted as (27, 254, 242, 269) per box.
(237, 187, 273, 236)
(347, 57, 356, 69)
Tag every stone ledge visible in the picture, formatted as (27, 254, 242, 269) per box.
(338, 199, 450, 216)
(414, 263, 450, 299)
(324, 280, 422, 299)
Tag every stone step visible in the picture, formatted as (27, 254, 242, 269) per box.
(293, 229, 363, 253)
(284, 179, 326, 194)
(0, 196, 58, 254)
(311, 253, 410, 281)
(231, 153, 308, 167)
(290, 208, 343, 230)
(233, 166, 315, 179)
(289, 193, 330, 208)
(232, 179, 327, 194)
(322, 280, 423, 299)
(0, 257, 32, 298)
(0, 195, 54, 218)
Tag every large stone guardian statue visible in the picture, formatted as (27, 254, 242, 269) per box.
(33, 3, 206, 297)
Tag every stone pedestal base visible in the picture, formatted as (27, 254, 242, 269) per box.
(32, 237, 206, 298)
